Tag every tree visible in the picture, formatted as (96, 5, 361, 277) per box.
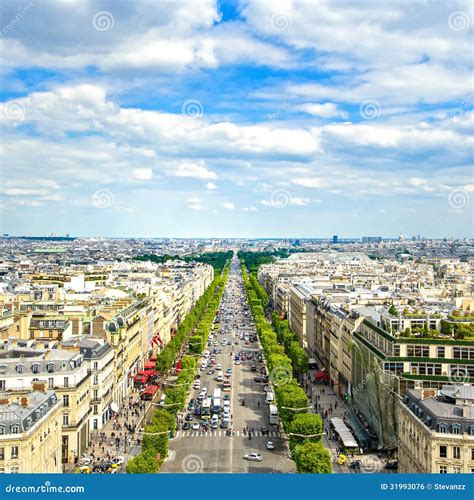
(388, 304, 398, 316)
(126, 450, 159, 473)
(294, 442, 332, 473)
(288, 413, 323, 450)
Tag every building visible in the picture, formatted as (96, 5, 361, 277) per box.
(398, 386, 474, 473)
(0, 388, 62, 473)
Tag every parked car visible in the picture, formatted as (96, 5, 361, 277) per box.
(266, 441, 275, 450)
(182, 422, 191, 430)
(349, 460, 361, 470)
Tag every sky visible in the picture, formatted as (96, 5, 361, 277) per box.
(0, 0, 473, 239)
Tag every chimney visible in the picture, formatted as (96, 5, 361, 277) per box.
(421, 389, 437, 400)
(32, 381, 47, 393)
(20, 397, 28, 407)
(0, 398, 9, 405)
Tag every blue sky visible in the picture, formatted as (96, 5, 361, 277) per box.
(0, 0, 472, 238)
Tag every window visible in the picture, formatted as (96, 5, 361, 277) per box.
(93, 375, 99, 385)
(63, 395, 69, 407)
(15, 364, 24, 374)
(10, 466, 19, 474)
(10, 425, 19, 434)
(93, 390, 98, 400)
(439, 465, 447, 474)
(452, 424, 461, 435)
(439, 445, 447, 458)
(46, 363, 55, 373)
(453, 446, 461, 459)
(407, 345, 430, 357)
(10, 446, 18, 459)
(0, 448, 4, 460)
(93, 362, 98, 371)
(0, 381, 5, 391)
(437, 347, 445, 358)
(0, 365, 6, 374)
(48, 378, 54, 389)
(452, 466, 461, 473)
(64, 377, 69, 388)
(0, 426, 5, 435)
(93, 419, 98, 430)
(472, 448, 474, 461)
(438, 422, 448, 433)
(63, 414, 69, 426)
(31, 364, 39, 374)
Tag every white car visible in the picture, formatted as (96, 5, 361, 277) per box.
(266, 441, 275, 450)
(112, 456, 125, 465)
(192, 422, 200, 430)
(243, 453, 263, 462)
(234, 359, 240, 365)
(216, 364, 222, 370)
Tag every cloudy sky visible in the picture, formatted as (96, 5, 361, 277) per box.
(0, 0, 472, 238)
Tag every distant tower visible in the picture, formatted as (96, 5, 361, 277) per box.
(332, 235, 338, 244)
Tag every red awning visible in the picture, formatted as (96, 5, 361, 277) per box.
(144, 361, 155, 370)
(149, 354, 157, 361)
(134, 375, 148, 383)
(143, 385, 158, 395)
(314, 371, 330, 381)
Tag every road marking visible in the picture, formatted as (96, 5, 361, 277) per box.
(236, 431, 240, 436)
(176, 431, 181, 438)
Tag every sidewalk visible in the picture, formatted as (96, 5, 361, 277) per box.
(68, 389, 147, 471)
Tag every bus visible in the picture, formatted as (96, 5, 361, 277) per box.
(269, 404, 279, 425)
(201, 397, 212, 419)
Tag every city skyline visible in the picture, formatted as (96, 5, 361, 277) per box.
(0, 0, 473, 238)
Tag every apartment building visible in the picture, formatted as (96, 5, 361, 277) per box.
(0, 342, 91, 464)
(398, 386, 474, 473)
(0, 389, 62, 473)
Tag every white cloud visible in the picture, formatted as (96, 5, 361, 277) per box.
(222, 202, 235, 210)
(205, 182, 217, 190)
(297, 102, 347, 119)
(133, 168, 153, 181)
(173, 161, 217, 180)
(292, 178, 325, 188)
(186, 196, 206, 210)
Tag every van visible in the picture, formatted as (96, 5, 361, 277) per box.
(216, 371, 224, 382)
(265, 392, 274, 404)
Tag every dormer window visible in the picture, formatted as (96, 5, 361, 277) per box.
(451, 423, 461, 434)
(0, 425, 5, 435)
(10, 425, 19, 434)
(0, 365, 6, 374)
(31, 364, 39, 374)
(15, 364, 24, 374)
(46, 363, 55, 373)
(437, 422, 447, 433)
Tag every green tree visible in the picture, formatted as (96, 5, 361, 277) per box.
(294, 442, 332, 474)
(388, 304, 398, 316)
(288, 413, 323, 450)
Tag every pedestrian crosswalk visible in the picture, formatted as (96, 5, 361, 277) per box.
(175, 430, 281, 438)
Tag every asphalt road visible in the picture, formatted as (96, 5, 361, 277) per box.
(161, 257, 295, 473)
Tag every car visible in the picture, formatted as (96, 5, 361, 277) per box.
(261, 426, 269, 435)
(187, 401, 195, 410)
(207, 369, 214, 375)
(193, 382, 201, 390)
(211, 415, 219, 425)
(254, 376, 265, 383)
(251, 365, 257, 372)
(182, 421, 191, 430)
(192, 422, 200, 430)
(220, 420, 229, 429)
(213, 348, 218, 354)
(216, 364, 222, 370)
(226, 368, 232, 374)
(234, 359, 240, 365)
(211, 421, 218, 429)
(193, 407, 201, 416)
(218, 349, 223, 354)
(243, 453, 263, 462)
(223, 394, 231, 401)
(185, 413, 193, 421)
(266, 441, 275, 450)
(77, 457, 93, 466)
(349, 460, 361, 470)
